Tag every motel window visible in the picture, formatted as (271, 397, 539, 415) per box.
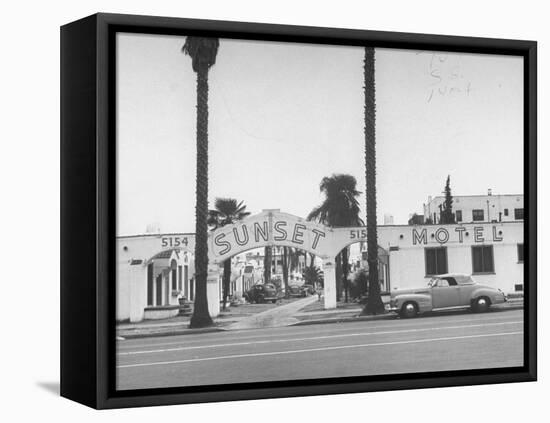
(425, 247, 448, 276)
(514, 208, 524, 220)
(504, 208, 509, 217)
(147, 263, 154, 306)
(472, 209, 484, 221)
(455, 210, 462, 222)
(171, 260, 177, 290)
(178, 265, 183, 290)
(472, 246, 495, 274)
(517, 244, 524, 263)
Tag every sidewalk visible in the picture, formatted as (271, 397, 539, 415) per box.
(291, 297, 524, 326)
(117, 309, 248, 339)
(225, 295, 319, 330)
(116, 297, 317, 339)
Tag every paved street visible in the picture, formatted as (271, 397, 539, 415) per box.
(116, 309, 523, 390)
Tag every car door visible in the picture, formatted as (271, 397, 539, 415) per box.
(458, 282, 476, 305)
(431, 278, 461, 308)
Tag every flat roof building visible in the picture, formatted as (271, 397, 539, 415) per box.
(423, 192, 524, 224)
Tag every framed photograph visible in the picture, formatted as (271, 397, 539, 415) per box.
(61, 13, 537, 409)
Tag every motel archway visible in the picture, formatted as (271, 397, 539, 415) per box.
(207, 209, 387, 315)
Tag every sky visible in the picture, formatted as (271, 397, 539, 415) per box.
(116, 33, 524, 236)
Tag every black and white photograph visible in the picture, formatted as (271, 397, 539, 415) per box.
(4, 0, 547, 419)
(114, 32, 527, 391)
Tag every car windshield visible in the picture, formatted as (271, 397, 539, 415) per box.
(428, 278, 439, 288)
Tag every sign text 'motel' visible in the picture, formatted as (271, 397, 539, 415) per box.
(214, 219, 327, 256)
(411, 226, 503, 245)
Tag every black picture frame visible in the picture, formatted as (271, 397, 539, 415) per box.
(60, 12, 537, 409)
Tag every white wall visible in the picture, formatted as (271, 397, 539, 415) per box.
(380, 222, 523, 293)
(116, 237, 195, 321)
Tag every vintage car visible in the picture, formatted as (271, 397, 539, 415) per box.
(244, 283, 280, 304)
(301, 284, 316, 295)
(287, 284, 304, 297)
(387, 273, 507, 318)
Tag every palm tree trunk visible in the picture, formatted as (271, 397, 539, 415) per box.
(222, 259, 231, 311)
(282, 247, 290, 297)
(342, 247, 349, 303)
(289, 248, 298, 274)
(264, 246, 272, 283)
(362, 47, 385, 315)
(335, 253, 342, 302)
(190, 67, 214, 328)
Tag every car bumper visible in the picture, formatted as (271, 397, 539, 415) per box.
(385, 303, 399, 312)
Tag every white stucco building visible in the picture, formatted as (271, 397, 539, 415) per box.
(376, 221, 524, 294)
(423, 192, 524, 224)
(116, 233, 196, 322)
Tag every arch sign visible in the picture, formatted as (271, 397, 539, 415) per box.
(207, 209, 370, 310)
(208, 209, 333, 264)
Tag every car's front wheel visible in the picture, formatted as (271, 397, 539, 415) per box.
(472, 297, 490, 313)
(400, 302, 418, 318)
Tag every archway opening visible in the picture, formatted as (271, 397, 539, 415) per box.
(214, 245, 326, 307)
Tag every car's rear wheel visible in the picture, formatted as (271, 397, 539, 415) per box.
(472, 296, 490, 313)
(400, 302, 418, 318)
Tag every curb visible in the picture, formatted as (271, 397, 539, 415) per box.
(292, 313, 396, 326)
(292, 304, 524, 327)
(117, 326, 226, 340)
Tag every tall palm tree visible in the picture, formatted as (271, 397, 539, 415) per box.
(282, 246, 290, 296)
(263, 246, 272, 283)
(208, 198, 250, 310)
(362, 46, 385, 315)
(183, 36, 220, 328)
(288, 248, 300, 274)
(308, 174, 364, 302)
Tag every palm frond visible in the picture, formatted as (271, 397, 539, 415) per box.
(182, 37, 220, 72)
(309, 173, 363, 227)
(208, 197, 250, 229)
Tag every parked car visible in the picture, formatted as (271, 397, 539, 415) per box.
(387, 273, 507, 318)
(244, 283, 279, 304)
(301, 284, 316, 295)
(287, 284, 304, 298)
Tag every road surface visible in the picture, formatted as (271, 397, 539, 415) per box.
(116, 309, 523, 390)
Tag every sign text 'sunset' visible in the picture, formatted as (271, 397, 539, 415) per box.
(213, 220, 326, 256)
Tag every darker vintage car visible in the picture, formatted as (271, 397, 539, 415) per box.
(301, 284, 316, 295)
(287, 284, 305, 298)
(387, 273, 507, 318)
(244, 283, 280, 304)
